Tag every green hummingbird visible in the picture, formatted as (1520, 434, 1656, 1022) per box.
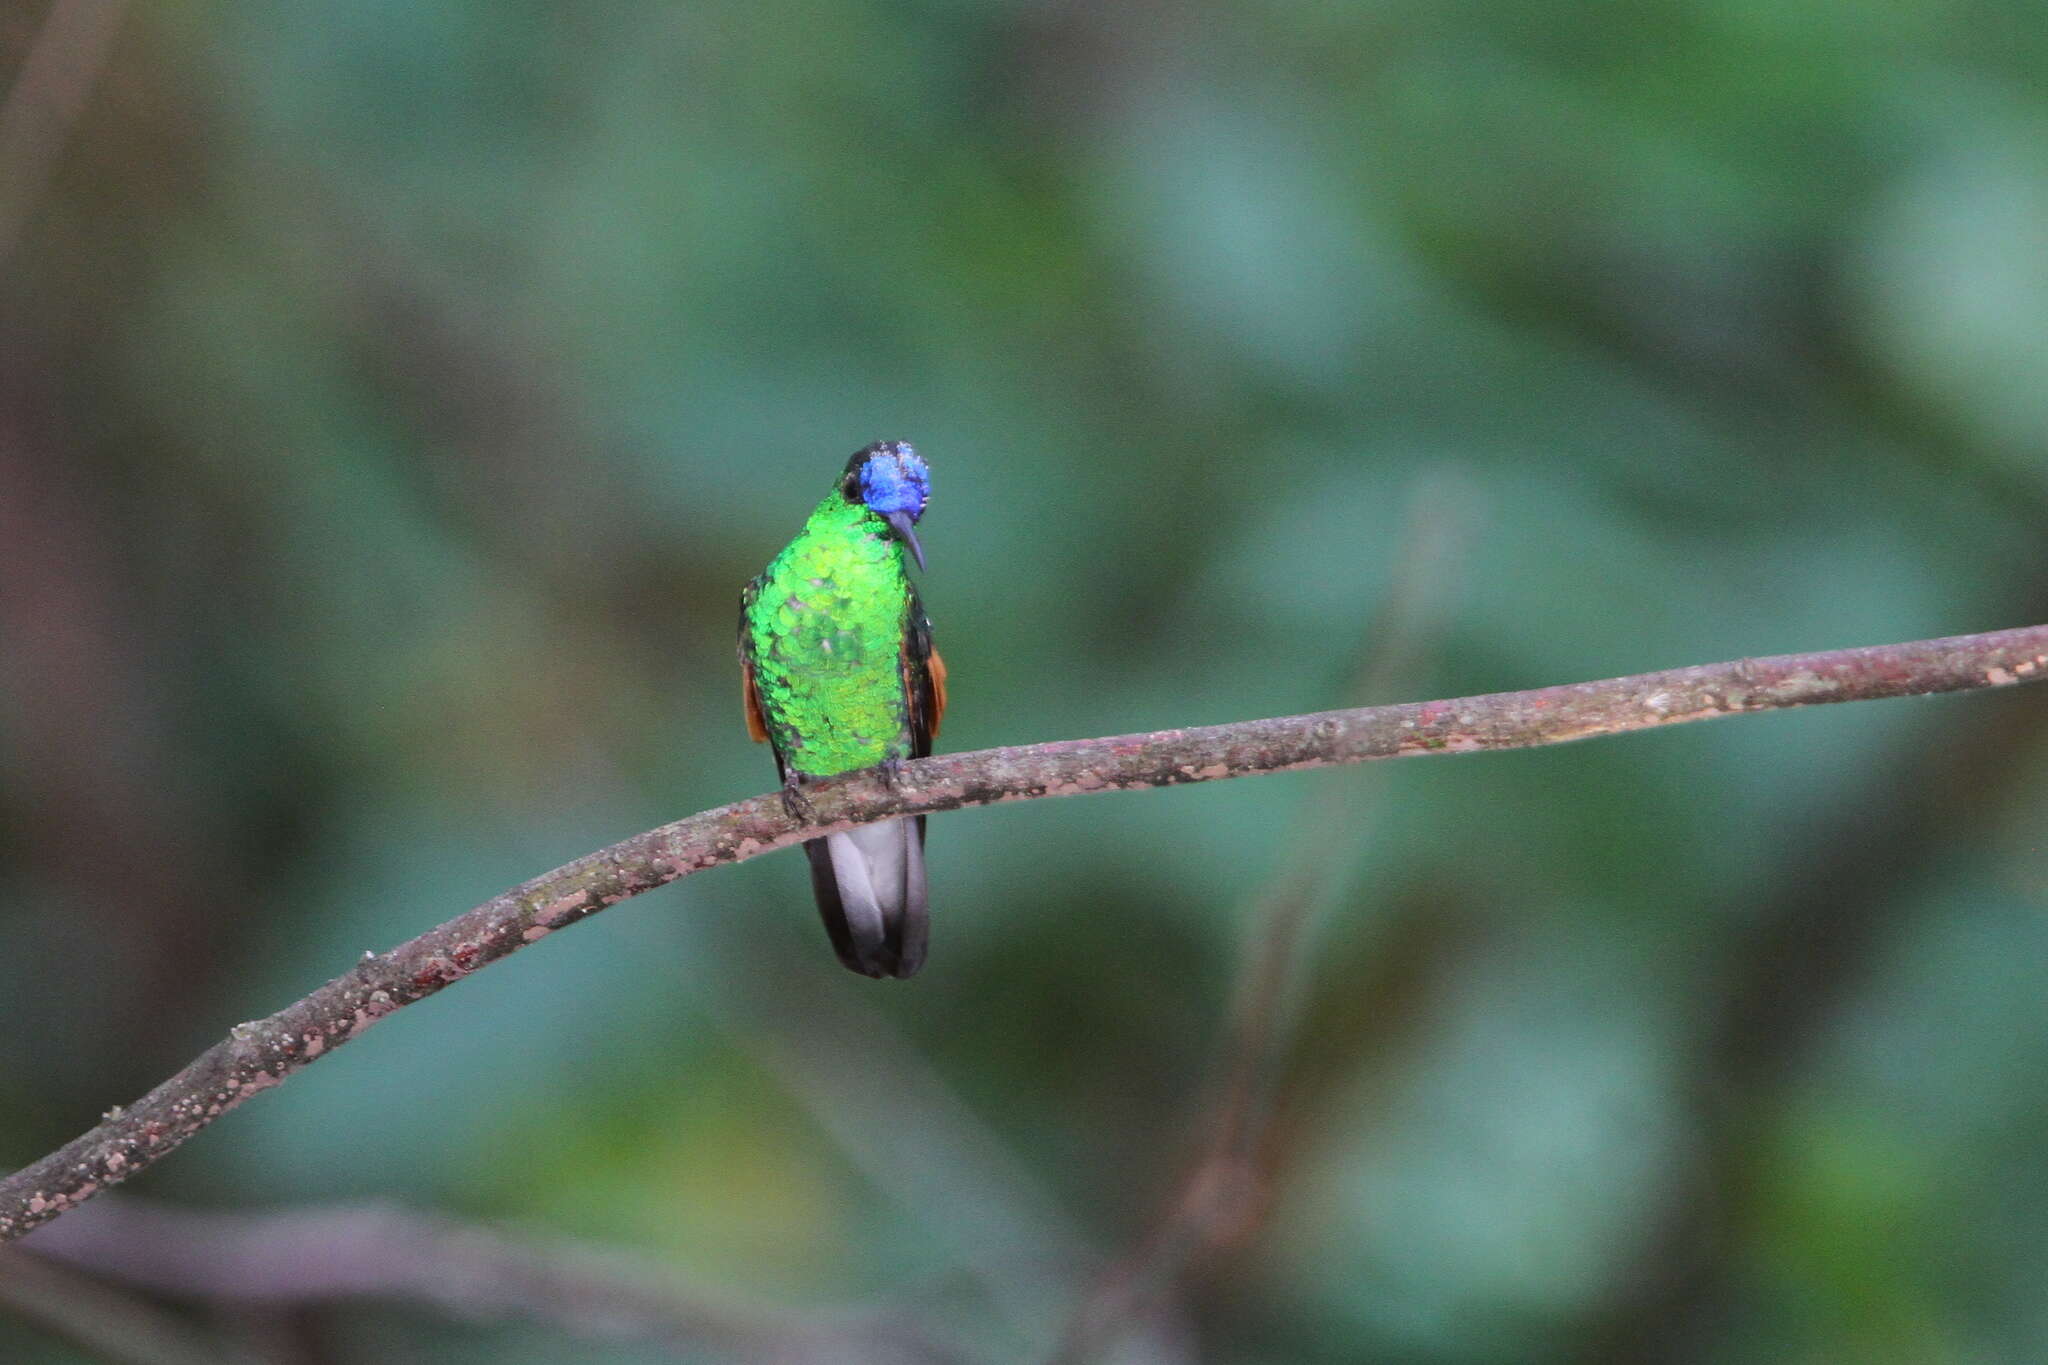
(739, 441, 946, 978)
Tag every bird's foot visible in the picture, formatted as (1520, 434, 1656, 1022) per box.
(877, 758, 909, 790)
(779, 777, 817, 823)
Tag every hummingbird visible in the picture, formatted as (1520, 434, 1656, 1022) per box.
(739, 441, 947, 978)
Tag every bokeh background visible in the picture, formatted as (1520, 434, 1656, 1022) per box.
(5, 0, 2048, 1360)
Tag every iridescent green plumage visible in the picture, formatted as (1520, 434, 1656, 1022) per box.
(739, 443, 942, 979)
(742, 492, 918, 778)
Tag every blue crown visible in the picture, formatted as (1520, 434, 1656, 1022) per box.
(857, 442, 930, 520)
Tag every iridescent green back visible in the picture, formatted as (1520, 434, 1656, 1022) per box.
(742, 491, 915, 778)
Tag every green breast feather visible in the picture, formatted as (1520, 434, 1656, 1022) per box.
(744, 492, 913, 778)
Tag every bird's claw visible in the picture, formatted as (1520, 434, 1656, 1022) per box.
(779, 779, 817, 823)
(877, 758, 910, 790)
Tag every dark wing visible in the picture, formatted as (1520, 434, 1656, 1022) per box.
(901, 587, 943, 858)
(904, 588, 945, 758)
(738, 579, 775, 752)
(742, 663, 770, 745)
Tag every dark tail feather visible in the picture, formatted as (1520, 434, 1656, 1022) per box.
(895, 820, 930, 977)
(803, 818, 928, 979)
(803, 838, 869, 973)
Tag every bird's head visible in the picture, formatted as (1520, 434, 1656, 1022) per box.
(841, 441, 930, 570)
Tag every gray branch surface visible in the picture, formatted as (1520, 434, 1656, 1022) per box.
(4, 623, 2045, 1242)
(19, 1197, 959, 1363)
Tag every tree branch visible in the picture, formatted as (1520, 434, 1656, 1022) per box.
(1053, 470, 1476, 1359)
(0, 1244, 254, 1365)
(4, 623, 2045, 1243)
(18, 1196, 962, 1363)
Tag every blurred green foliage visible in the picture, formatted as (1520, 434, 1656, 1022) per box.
(4, 0, 2048, 1360)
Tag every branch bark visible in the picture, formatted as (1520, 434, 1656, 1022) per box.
(4, 623, 2045, 1242)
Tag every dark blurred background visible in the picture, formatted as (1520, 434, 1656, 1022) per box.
(4, 0, 2048, 1361)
